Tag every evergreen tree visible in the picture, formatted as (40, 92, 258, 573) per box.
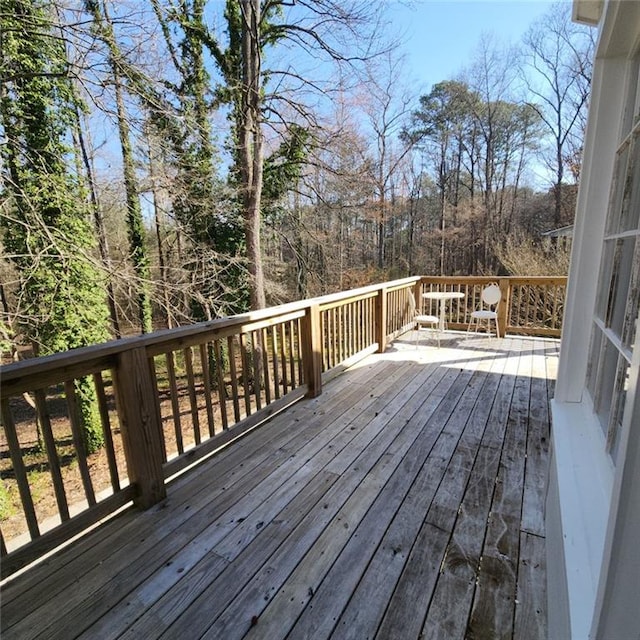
(0, 0, 110, 452)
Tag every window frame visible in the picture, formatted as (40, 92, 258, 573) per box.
(586, 59, 640, 463)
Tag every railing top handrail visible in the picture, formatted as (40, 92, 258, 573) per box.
(0, 276, 421, 390)
(420, 275, 567, 284)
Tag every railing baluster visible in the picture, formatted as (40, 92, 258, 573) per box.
(261, 328, 272, 405)
(498, 278, 510, 337)
(270, 326, 281, 400)
(213, 338, 229, 430)
(251, 331, 262, 411)
(375, 287, 388, 352)
(351, 301, 357, 353)
(165, 352, 183, 455)
(279, 323, 288, 393)
(1, 399, 40, 540)
(34, 388, 70, 519)
(288, 321, 296, 387)
(296, 319, 303, 385)
(199, 344, 215, 438)
(91, 374, 121, 493)
(329, 309, 334, 369)
(184, 347, 201, 445)
(148, 358, 167, 463)
(227, 335, 241, 422)
(338, 305, 344, 363)
(64, 381, 96, 507)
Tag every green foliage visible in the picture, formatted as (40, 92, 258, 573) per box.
(74, 376, 105, 453)
(0, 0, 110, 452)
(263, 124, 311, 222)
(0, 319, 13, 359)
(141, 0, 248, 316)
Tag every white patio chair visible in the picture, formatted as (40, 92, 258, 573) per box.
(408, 292, 440, 348)
(468, 282, 501, 339)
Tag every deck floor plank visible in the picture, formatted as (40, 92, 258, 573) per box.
(375, 341, 511, 640)
(6, 359, 419, 639)
(165, 360, 451, 640)
(27, 360, 428, 640)
(514, 530, 547, 640)
(467, 340, 533, 640)
(0, 335, 556, 640)
(327, 352, 497, 640)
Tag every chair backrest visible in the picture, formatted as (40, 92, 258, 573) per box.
(481, 282, 501, 307)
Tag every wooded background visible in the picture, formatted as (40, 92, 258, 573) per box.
(1, 0, 593, 358)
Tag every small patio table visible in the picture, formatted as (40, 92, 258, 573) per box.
(422, 291, 465, 332)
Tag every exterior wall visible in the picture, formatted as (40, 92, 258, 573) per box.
(551, 2, 640, 638)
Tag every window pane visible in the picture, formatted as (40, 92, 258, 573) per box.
(595, 240, 615, 320)
(607, 140, 631, 235)
(586, 326, 602, 400)
(622, 58, 640, 135)
(608, 360, 632, 464)
(620, 134, 640, 232)
(622, 240, 640, 350)
(605, 237, 636, 337)
(594, 339, 619, 437)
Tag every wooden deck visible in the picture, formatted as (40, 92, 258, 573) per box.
(0, 334, 557, 640)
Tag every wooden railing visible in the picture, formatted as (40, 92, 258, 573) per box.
(0, 275, 565, 576)
(0, 277, 418, 576)
(418, 276, 567, 338)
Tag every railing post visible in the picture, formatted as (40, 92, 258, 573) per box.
(112, 346, 166, 509)
(375, 286, 388, 353)
(301, 303, 323, 398)
(498, 278, 511, 338)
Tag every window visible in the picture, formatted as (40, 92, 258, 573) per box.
(586, 58, 640, 463)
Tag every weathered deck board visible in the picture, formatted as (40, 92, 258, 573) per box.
(0, 335, 556, 640)
(420, 339, 524, 640)
(376, 340, 511, 640)
(13, 361, 424, 640)
(467, 340, 533, 640)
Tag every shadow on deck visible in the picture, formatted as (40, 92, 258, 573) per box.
(0, 334, 557, 640)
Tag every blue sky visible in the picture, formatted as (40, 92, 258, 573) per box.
(394, 0, 566, 92)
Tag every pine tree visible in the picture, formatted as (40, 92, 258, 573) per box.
(0, 0, 110, 452)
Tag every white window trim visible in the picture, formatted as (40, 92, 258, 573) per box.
(549, 399, 613, 639)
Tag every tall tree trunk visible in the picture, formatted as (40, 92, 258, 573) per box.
(240, 0, 265, 309)
(110, 52, 152, 332)
(146, 129, 172, 329)
(555, 132, 564, 226)
(73, 103, 121, 338)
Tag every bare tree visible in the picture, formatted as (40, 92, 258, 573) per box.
(521, 2, 594, 226)
(357, 51, 416, 270)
